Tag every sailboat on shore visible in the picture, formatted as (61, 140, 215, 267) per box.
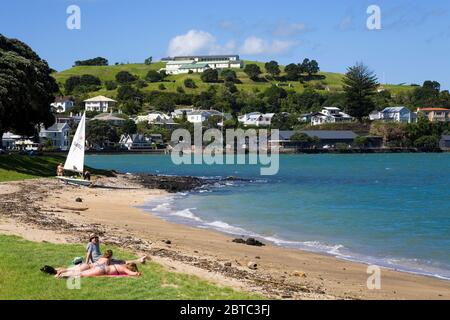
(56, 112, 91, 186)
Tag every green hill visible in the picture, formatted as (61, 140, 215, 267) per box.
(52, 61, 415, 98)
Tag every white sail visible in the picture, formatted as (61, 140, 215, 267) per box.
(64, 112, 85, 173)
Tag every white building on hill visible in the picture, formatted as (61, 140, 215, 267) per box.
(84, 96, 117, 113)
(39, 123, 71, 151)
(51, 96, 74, 113)
(238, 112, 276, 127)
(311, 107, 353, 126)
(162, 55, 243, 75)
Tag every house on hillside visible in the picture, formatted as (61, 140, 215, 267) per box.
(161, 55, 243, 75)
(370, 106, 415, 123)
(186, 109, 223, 124)
(84, 96, 117, 113)
(171, 107, 195, 119)
(51, 96, 74, 113)
(311, 107, 353, 126)
(135, 112, 171, 124)
(2, 132, 22, 150)
(417, 108, 450, 122)
(238, 112, 276, 127)
(39, 123, 71, 151)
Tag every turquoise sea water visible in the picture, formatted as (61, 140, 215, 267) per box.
(86, 153, 450, 279)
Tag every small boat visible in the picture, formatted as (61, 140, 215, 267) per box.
(56, 112, 92, 187)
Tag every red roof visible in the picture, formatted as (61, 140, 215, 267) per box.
(417, 108, 450, 111)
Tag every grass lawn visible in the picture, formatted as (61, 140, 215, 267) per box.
(53, 60, 415, 97)
(0, 154, 112, 182)
(0, 235, 262, 300)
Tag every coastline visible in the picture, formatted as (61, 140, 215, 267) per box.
(1, 176, 449, 300)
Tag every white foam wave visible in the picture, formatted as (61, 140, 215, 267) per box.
(171, 208, 203, 222)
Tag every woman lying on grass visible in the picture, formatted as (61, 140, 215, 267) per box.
(56, 262, 141, 278)
(55, 250, 144, 278)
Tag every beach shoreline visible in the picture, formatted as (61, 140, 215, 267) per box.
(0, 175, 449, 300)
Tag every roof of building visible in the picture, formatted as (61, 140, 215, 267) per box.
(173, 55, 239, 60)
(179, 63, 210, 69)
(441, 135, 450, 141)
(84, 95, 117, 103)
(275, 130, 358, 141)
(417, 108, 450, 111)
(382, 106, 410, 113)
(92, 113, 126, 121)
(41, 123, 69, 132)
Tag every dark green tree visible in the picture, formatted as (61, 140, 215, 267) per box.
(144, 56, 153, 65)
(74, 57, 108, 66)
(0, 34, 59, 145)
(145, 70, 163, 82)
(120, 119, 137, 134)
(342, 62, 379, 121)
(201, 69, 219, 83)
(86, 120, 119, 148)
(221, 69, 237, 82)
(265, 60, 281, 78)
(284, 63, 301, 81)
(244, 64, 262, 81)
(115, 71, 137, 84)
(184, 78, 197, 89)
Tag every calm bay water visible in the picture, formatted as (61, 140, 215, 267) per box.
(86, 153, 450, 279)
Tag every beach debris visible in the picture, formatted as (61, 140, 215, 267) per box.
(247, 261, 258, 270)
(224, 262, 232, 267)
(163, 240, 172, 245)
(293, 271, 307, 278)
(75, 197, 83, 202)
(255, 256, 261, 259)
(232, 237, 265, 247)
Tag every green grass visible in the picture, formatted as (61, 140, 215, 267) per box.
(0, 235, 262, 300)
(52, 60, 415, 97)
(0, 154, 113, 182)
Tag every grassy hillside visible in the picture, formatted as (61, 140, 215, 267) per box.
(53, 61, 415, 98)
(0, 154, 113, 182)
(0, 235, 261, 300)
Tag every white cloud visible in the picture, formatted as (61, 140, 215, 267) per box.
(167, 30, 236, 56)
(167, 30, 298, 57)
(240, 36, 297, 55)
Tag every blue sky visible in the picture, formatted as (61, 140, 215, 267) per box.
(1, 0, 449, 89)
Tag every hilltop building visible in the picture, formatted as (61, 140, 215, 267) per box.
(51, 96, 74, 113)
(417, 108, 450, 122)
(369, 106, 415, 123)
(161, 55, 243, 75)
(311, 107, 353, 126)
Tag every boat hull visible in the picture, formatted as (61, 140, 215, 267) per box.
(56, 176, 92, 187)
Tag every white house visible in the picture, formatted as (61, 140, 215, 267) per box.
(135, 112, 171, 124)
(2, 132, 22, 150)
(187, 110, 213, 123)
(370, 107, 414, 123)
(51, 96, 74, 113)
(84, 96, 117, 113)
(119, 134, 153, 150)
(171, 108, 195, 119)
(162, 55, 243, 75)
(311, 107, 353, 126)
(39, 122, 71, 151)
(238, 112, 276, 127)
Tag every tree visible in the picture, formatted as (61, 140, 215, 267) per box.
(414, 135, 439, 151)
(86, 120, 119, 148)
(120, 100, 142, 115)
(145, 70, 163, 82)
(158, 83, 166, 90)
(244, 64, 262, 81)
(301, 59, 319, 77)
(0, 34, 58, 145)
(65, 74, 102, 94)
(342, 62, 379, 121)
(184, 78, 197, 89)
(270, 113, 298, 130)
(120, 119, 137, 135)
(105, 80, 118, 90)
(117, 85, 143, 103)
(201, 69, 219, 83)
(284, 63, 301, 81)
(221, 69, 238, 83)
(74, 57, 108, 66)
(144, 56, 153, 65)
(115, 71, 137, 84)
(265, 60, 281, 78)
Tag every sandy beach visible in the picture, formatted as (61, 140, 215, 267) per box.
(0, 175, 449, 300)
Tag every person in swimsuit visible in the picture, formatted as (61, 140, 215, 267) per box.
(58, 262, 140, 278)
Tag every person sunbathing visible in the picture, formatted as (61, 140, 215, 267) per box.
(58, 262, 140, 278)
(55, 250, 114, 277)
